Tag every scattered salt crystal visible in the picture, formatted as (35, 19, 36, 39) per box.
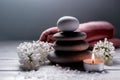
(13, 65, 110, 80)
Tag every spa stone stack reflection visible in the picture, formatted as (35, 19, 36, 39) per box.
(48, 16, 91, 63)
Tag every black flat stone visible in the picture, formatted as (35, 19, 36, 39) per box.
(54, 50, 89, 56)
(55, 40, 87, 46)
(53, 32, 87, 41)
(50, 62, 85, 71)
(48, 50, 91, 63)
(54, 41, 89, 51)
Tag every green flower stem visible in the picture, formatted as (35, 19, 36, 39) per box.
(28, 53, 33, 62)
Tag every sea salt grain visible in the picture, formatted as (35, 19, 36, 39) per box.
(13, 65, 108, 80)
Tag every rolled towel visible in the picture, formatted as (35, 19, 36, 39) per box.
(76, 21, 114, 42)
(40, 27, 60, 43)
(89, 38, 120, 48)
(40, 21, 120, 48)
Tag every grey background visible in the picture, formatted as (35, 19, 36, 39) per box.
(0, 0, 120, 40)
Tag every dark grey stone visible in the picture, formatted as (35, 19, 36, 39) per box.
(55, 40, 87, 46)
(54, 50, 89, 56)
(54, 41, 89, 51)
(48, 50, 91, 63)
(53, 32, 86, 41)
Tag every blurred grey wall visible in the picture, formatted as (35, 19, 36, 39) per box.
(0, 0, 120, 40)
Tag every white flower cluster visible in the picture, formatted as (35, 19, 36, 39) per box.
(92, 38, 115, 61)
(17, 40, 54, 70)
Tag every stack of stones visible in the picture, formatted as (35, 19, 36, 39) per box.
(48, 16, 91, 64)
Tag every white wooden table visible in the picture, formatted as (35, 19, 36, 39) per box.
(0, 41, 120, 80)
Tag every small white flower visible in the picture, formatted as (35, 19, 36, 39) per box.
(17, 40, 54, 70)
(92, 38, 115, 65)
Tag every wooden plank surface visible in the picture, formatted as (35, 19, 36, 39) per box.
(0, 59, 20, 71)
(0, 41, 120, 80)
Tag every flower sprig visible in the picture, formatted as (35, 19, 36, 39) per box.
(17, 40, 54, 70)
(92, 38, 115, 65)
